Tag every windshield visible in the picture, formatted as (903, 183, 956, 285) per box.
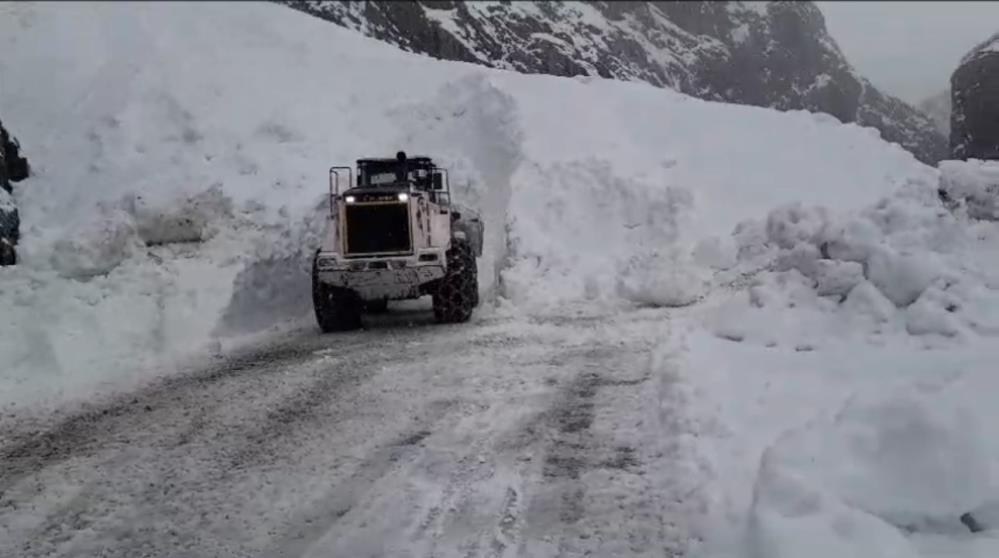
(365, 171, 400, 186)
(363, 168, 429, 187)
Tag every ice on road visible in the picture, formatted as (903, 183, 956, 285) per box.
(0, 304, 702, 558)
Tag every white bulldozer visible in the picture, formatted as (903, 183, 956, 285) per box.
(311, 151, 484, 332)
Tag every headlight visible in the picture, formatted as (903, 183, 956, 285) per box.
(344, 195, 356, 203)
(397, 193, 409, 202)
(316, 256, 338, 269)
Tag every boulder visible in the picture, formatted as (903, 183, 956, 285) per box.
(951, 32, 999, 161)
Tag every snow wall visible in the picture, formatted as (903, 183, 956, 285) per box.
(0, 1, 939, 407)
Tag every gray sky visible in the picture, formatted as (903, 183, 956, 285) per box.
(815, 1, 999, 105)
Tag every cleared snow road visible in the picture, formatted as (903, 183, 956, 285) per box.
(0, 304, 700, 558)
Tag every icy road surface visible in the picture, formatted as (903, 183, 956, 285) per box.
(0, 304, 700, 558)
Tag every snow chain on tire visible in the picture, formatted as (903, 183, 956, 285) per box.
(312, 255, 362, 332)
(433, 240, 478, 324)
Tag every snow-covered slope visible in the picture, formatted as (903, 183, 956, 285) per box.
(282, 0, 947, 165)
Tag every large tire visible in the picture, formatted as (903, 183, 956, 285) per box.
(432, 241, 477, 324)
(363, 299, 389, 313)
(312, 259, 362, 332)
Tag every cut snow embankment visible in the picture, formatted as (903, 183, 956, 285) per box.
(0, 2, 935, 411)
(682, 158, 999, 558)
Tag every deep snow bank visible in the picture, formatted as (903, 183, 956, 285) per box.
(0, 1, 935, 408)
(682, 159, 999, 558)
(747, 378, 999, 558)
(709, 163, 999, 349)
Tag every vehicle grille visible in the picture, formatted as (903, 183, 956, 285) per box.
(345, 203, 411, 255)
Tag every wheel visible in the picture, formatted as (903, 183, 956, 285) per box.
(363, 299, 389, 313)
(432, 240, 478, 324)
(312, 258, 361, 332)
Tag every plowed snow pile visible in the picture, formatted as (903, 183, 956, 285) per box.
(682, 158, 999, 558)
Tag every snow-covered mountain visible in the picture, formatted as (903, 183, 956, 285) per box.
(952, 31, 999, 160)
(918, 90, 951, 137)
(281, 0, 947, 165)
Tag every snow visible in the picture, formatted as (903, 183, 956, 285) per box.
(0, 189, 15, 213)
(729, 2, 772, 18)
(940, 159, 999, 221)
(422, 5, 490, 65)
(730, 23, 750, 45)
(961, 31, 999, 65)
(5, 3, 999, 557)
(682, 163, 999, 557)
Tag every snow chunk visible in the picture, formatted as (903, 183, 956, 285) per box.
(813, 260, 864, 297)
(939, 159, 999, 221)
(773, 242, 820, 277)
(616, 250, 707, 308)
(730, 23, 750, 45)
(820, 215, 882, 264)
(49, 208, 143, 279)
(749, 387, 991, 557)
(842, 280, 897, 324)
(126, 183, 235, 246)
(749, 446, 915, 558)
(765, 203, 831, 250)
(865, 247, 942, 308)
(905, 286, 963, 337)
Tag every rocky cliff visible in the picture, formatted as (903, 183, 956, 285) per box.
(1, 119, 29, 265)
(951, 32, 999, 160)
(281, 0, 947, 164)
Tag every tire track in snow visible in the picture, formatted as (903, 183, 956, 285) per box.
(0, 337, 340, 498)
(0, 333, 393, 557)
(0, 307, 701, 557)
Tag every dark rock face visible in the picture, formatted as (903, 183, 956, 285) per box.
(952, 32, 999, 161)
(1, 119, 30, 266)
(280, 0, 946, 164)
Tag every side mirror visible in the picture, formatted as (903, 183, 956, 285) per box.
(432, 173, 444, 191)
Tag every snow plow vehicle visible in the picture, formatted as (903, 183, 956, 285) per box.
(312, 151, 483, 332)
